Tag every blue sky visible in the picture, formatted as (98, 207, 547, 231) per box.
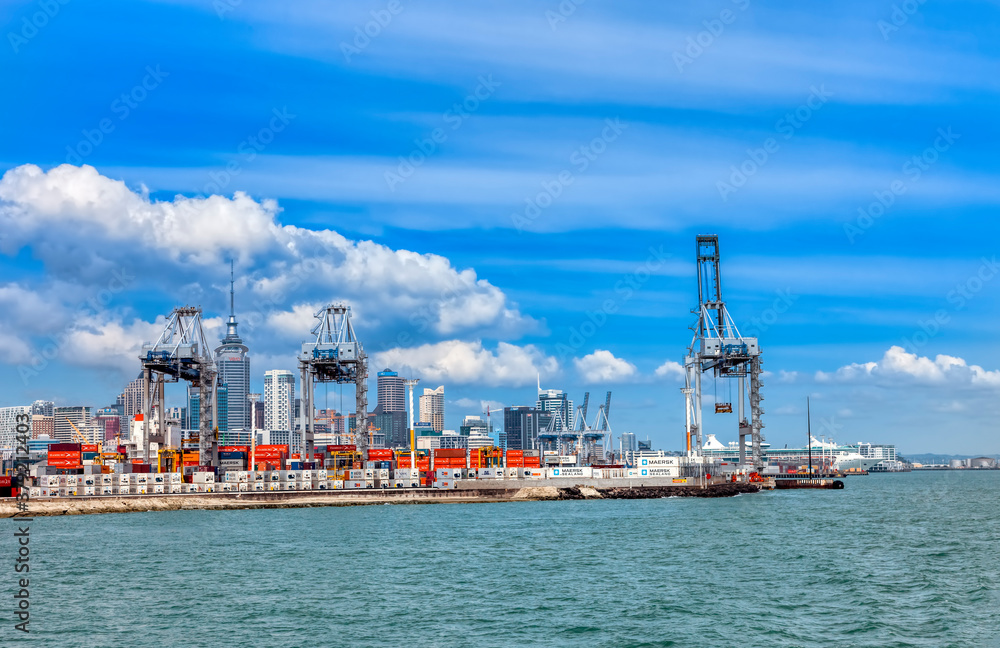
(2, 0, 999, 453)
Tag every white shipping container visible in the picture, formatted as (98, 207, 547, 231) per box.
(252, 482, 264, 491)
(559, 455, 578, 465)
(377, 469, 390, 480)
(153, 484, 165, 494)
(170, 484, 182, 494)
(349, 470, 364, 480)
(83, 486, 96, 496)
(638, 457, 679, 467)
(317, 469, 328, 480)
(638, 467, 678, 477)
(329, 480, 343, 490)
(394, 469, 418, 480)
(101, 486, 114, 495)
(548, 467, 593, 479)
(526, 469, 545, 479)
(301, 470, 313, 481)
(435, 479, 456, 489)
(627, 469, 641, 477)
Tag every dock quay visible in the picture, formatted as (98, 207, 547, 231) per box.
(1, 481, 763, 517)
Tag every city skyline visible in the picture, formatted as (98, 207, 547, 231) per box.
(2, 1, 999, 453)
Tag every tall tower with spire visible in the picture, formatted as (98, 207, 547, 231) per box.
(215, 260, 251, 433)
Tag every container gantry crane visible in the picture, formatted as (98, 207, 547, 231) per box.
(298, 303, 369, 463)
(683, 235, 764, 468)
(139, 306, 218, 467)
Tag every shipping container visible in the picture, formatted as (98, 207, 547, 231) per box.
(547, 467, 594, 479)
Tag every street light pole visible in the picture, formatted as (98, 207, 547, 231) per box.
(404, 378, 420, 486)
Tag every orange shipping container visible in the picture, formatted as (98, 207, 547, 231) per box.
(81, 444, 99, 453)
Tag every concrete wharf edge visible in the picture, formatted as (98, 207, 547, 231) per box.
(1, 480, 761, 517)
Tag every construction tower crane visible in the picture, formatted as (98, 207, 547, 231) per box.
(683, 235, 764, 468)
(298, 303, 369, 463)
(140, 306, 218, 467)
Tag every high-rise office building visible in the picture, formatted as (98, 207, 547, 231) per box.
(188, 385, 228, 431)
(215, 262, 251, 432)
(264, 370, 295, 432)
(53, 406, 91, 443)
(503, 406, 541, 450)
(419, 386, 445, 433)
(0, 406, 31, 450)
(376, 368, 406, 412)
(116, 373, 144, 440)
(93, 407, 122, 442)
(30, 400, 54, 417)
(537, 387, 573, 432)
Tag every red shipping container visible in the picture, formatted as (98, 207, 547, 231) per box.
(326, 445, 356, 452)
(220, 446, 250, 453)
(368, 449, 393, 460)
(256, 445, 289, 453)
(0, 476, 11, 487)
(50, 443, 81, 451)
(433, 449, 466, 458)
(81, 444, 99, 453)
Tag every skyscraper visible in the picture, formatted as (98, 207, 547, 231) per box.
(503, 406, 541, 450)
(0, 406, 31, 451)
(537, 387, 574, 432)
(188, 385, 228, 431)
(264, 370, 295, 432)
(116, 373, 144, 440)
(30, 400, 53, 417)
(419, 385, 445, 433)
(375, 369, 408, 447)
(215, 261, 251, 432)
(376, 368, 406, 412)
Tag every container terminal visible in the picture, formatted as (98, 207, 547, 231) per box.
(3, 235, 872, 507)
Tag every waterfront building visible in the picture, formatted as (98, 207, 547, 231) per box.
(264, 370, 295, 432)
(419, 386, 445, 432)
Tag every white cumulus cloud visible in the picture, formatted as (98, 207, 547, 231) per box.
(816, 345, 1000, 387)
(373, 340, 558, 387)
(574, 350, 638, 383)
(0, 164, 537, 345)
(654, 359, 685, 381)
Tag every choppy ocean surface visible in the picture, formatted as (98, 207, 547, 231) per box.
(7, 471, 1000, 647)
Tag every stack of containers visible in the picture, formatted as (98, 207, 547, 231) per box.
(523, 450, 542, 469)
(47, 443, 82, 470)
(81, 444, 100, 466)
(253, 445, 288, 471)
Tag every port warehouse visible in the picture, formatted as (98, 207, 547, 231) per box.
(1, 445, 741, 499)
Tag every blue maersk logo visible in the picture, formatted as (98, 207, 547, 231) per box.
(641, 459, 648, 466)
(641, 469, 648, 476)
(553, 468, 560, 476)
